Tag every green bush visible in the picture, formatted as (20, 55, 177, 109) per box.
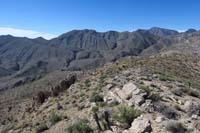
(91, 106, 99, 113)
(49, 112, 62, 125)
(159, 74, 174, 81)
(140, 85, 161, 102)
(149, 92, 162, 102)
(85, 79, 91, 87)
(140, 85, 152, 96)
(113, 106, 141, 127)
(90, 94, 104, 103)
(96, 101, 107, 107)
(67, 120, 93, 133)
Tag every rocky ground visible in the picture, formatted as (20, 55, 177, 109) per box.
(0, 53, 200, 133)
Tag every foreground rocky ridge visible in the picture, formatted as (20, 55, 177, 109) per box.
(1, 53, 200, 133)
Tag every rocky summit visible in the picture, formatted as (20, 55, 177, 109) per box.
(0, 27, 200, 133)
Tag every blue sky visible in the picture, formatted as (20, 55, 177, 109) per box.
(0, 0, 200, 39)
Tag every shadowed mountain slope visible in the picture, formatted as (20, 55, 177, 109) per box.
(1, 27, 200, 90)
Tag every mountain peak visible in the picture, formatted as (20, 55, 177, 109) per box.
(148, 27, 179, 37)
(185, 29, 197, 33)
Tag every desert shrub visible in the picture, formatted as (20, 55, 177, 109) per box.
(174, 104, 182, 111)
(96, 102, 107, 107)
(90, 94, 104, 103)
(187, 89, 200, 98)
(84, 79, 91, 87)
(172, 88, 183, 97)
(49, 112, 62, 125)
(99, 75, 107, 82)
(77, 104, 85, 111)
(109, 100, 120, 107)
(166, 121, 187, 133)
(188, 103, 200, 116)
(36, 123, 48, 133)
(140, 85, 152, 96)
(36, 91, 50, 104)
(1, 124, 14, 133)
(79, 92, 85, 97)
(67, 120, 93, 133)
(72, 95, 78, 99)
(149, 93, 162, 102)
(181, 87, 200, 98)
(56, 102, 63, 110)
(150, 83, 157, 88)
(91, 106, 99, 113)
(140, 85, 161, 102)
(159, 74, 174, 81)
(51, 86, 61, 97)
(139, 81, 144, 85)
(113, 106, 141, 128)
(156, 104, 179, 119)
(186, 81, 192, 89)
(60, 75, 76, 89)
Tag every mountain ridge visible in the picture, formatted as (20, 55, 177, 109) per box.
(0, 27, 200, 91)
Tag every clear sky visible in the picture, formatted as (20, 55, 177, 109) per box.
(0, 0, 200, 39)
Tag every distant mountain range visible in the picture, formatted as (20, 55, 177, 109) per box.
(0, 27, 199, 90)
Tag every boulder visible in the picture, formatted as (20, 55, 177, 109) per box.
(184, 100, 193, 111)
(128, 95, 145, 106)
(118, 83, 140, 100)
(104, 88, 123, 104)
(124, 115, 152, 133)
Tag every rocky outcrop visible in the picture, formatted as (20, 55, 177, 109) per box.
(105, 82, 145, 106)
(124, 115, 152, 133)
(34, 75, 77, 104)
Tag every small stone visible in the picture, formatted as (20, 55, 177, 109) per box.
(141, 100, 154, 113)
(155, 116, 165, 123)
(177, 100, 184, 105)
(105, 84, 113, 90)
(84, 101, 91, 108)
(192, 114, 198, 120)
(152, 74, 158, 78)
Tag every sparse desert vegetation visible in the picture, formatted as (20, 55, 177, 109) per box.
(1, 53, 200, 133)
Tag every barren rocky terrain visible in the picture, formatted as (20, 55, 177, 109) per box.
(0, 53, 200, 133)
